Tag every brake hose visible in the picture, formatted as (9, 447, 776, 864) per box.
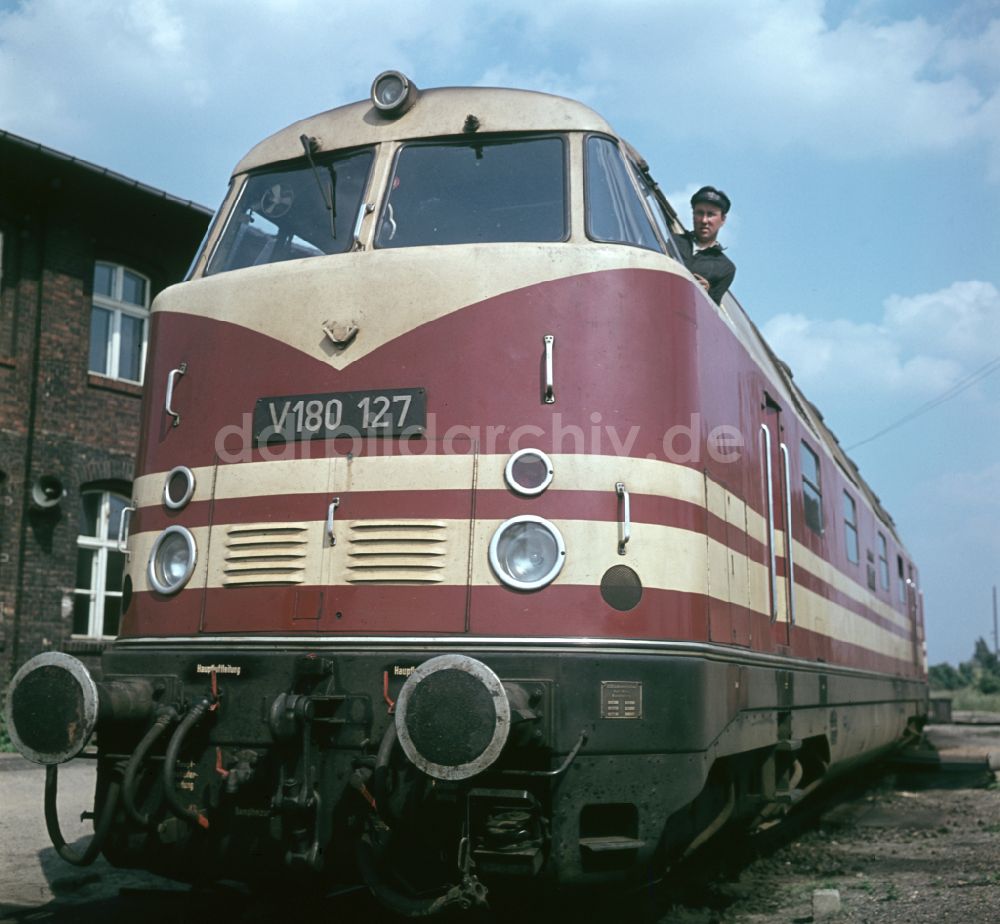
(121, 706, 178, 826)
(44, 764, 122, 866)
(162, 697, 212, 830)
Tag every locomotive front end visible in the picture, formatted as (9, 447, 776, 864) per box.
(7, 72, 928, 914)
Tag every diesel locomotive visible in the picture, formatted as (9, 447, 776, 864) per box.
(5, 72, 928, 914)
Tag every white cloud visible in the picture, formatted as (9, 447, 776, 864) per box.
(1, 0, 998, 194)
(450, 0, 1000, 168)
(762, 280, 1000, 397)
(884, 281, 1000, 361)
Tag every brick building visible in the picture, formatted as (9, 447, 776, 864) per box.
(0, 131, 211, 687)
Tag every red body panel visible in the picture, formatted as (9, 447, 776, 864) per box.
(129, 267, 922, 680)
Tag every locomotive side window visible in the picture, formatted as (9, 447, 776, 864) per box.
(629, 162, 684, 261)
(205, 147, 375, 275)
(877, 532, 890, 590)
(800, 441, 823, 534)
(843, 491, 859, 564)
(585, 136, 660, 251)
(375, 136, 566, 248)
(897, 555, 907, 604)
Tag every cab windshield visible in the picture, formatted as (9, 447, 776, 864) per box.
(375, 136, 566, 248)
(205, 147, 374, 275)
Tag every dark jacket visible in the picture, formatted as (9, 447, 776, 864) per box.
(675, 231, 735, 304)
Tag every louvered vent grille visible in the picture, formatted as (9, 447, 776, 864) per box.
(223, 523, 309, 586)
(346, 520, 448, 584)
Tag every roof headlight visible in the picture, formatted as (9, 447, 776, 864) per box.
(504, 448, 554, 496)
(371, 70, 418, 116)
(148, 525, 196, 595)
(489, 515, 565, 591)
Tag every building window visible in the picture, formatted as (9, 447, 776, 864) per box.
(877, 533, 890, 590)
(800, 442, 823, 534)
(74, 488, 130, 638)
(843, 491, 859, 564)
(89, 262, 149, 383)
(897, 555, 907, 604)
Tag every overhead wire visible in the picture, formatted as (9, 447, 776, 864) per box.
(846, 354, 1000, 451)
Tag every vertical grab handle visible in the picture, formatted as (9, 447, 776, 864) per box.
(543, 335, 555, 404)
(779, 442, 796, 625)
(117, 505, 136, 557)
(326, 497, 340, 545)
(760, 424, 777, 621)
(165, 362, 188, 427)
(616, 482, 630, 555)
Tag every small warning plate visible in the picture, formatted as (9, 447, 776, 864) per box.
(600, 680, 643, 719)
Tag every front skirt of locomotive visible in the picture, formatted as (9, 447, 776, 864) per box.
(4, 640, 926, 902)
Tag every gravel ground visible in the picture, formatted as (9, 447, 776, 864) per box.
(1, 719, 997, 922)
(677, 716, 1000, 924)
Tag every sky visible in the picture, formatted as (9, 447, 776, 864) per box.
(1, 0, 997, 666)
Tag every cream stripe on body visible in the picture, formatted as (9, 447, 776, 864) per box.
(131, 455, 914, 662)
(135, 454, 909, 628)
(128, 516, 912, 663)
(135, 453, 908, 630)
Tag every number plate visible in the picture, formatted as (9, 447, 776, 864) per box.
(253, 388, 426, 443)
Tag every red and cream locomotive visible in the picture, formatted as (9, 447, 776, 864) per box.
(6, 71, 927, 914)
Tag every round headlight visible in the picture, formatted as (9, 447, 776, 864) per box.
(148, 526, 196, 595)
(163, 465, 196, 510)
(489, 515, 565, 590)
(371, 70, 418, 115)
(504, 448, 554, 496)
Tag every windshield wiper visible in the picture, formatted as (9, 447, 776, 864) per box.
(300, 134, 336, 239)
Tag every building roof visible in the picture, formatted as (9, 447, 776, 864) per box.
(0, 128, 213, 217)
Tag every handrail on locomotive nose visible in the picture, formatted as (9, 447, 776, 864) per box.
(543, 334, 555, 404)
(616, 482, 631, 555)
(327, 497, 340, 544)
(165, 362, 187, 427)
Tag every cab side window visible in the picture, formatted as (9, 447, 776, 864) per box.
(585, 136, 660, 251)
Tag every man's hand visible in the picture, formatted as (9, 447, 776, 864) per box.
(692, 273, 710, 291)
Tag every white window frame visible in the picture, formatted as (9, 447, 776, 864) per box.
(73, 488, 128, 638)
(89, 261, 150, 384)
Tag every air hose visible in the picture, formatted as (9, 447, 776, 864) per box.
(44, 764, 122, 866)
(121, 706, 178, 826)
(162, 697, 212, 830)
(372, 719, 398, 822)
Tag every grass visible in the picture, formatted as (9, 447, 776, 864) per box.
(934, 689, 1000, 712)
(0, 710, 13, 753)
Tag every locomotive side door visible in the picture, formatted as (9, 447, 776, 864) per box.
(706, 476, 752, 647)
(320, 440, 476, 633)
(198, 445, 475, 634)
(907, 566, 923, 669)
(759, 394, 793, 647)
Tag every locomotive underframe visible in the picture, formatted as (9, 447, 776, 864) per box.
(80, 640, 925, 893)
